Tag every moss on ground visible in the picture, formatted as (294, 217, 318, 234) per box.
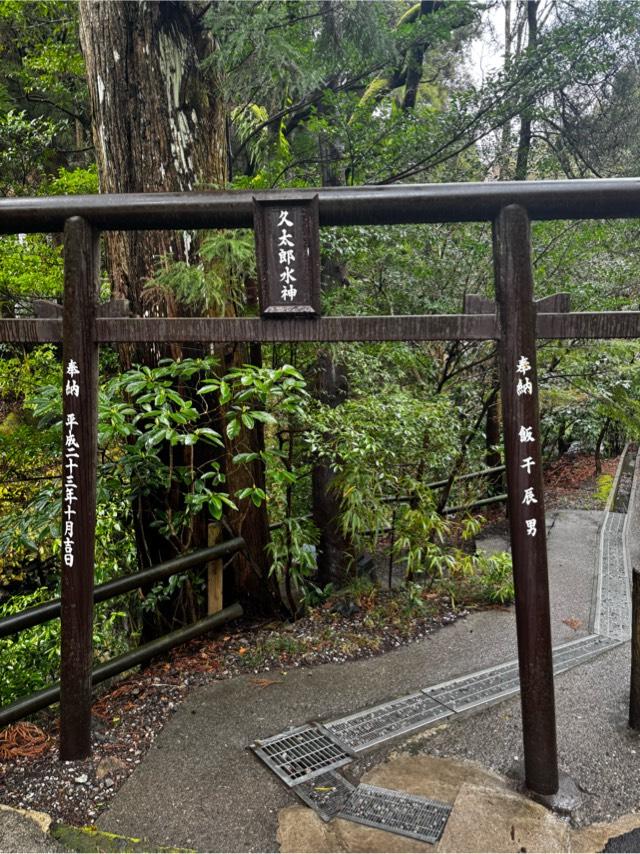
(51, 824, 194, 853)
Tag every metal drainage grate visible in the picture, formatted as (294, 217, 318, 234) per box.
(320, 692, 452, 753)
(612, 445, 637, 513)
(597, 512, 631, 640)
(553, 634, 621, 673)
(424, 659, 520, 713)
(425, 636, 622, 714)
(338, 784, 451, 844)
(252, 724, 352, 787)
(293, 771, 355, 822)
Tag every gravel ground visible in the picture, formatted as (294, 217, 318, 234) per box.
(393, 641, 640, 829)
(0, 594, 462, 825)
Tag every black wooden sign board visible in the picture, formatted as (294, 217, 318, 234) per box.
(253, 194, 320, 316)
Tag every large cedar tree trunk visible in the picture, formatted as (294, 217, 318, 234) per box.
(79, 1, 226, 311)
(79, 1, 273, 614)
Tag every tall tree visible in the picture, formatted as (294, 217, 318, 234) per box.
(78, 0, 226, 312)
(78, 1, 274, 613)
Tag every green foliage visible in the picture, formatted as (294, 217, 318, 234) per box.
(2, 358, 310, 571)
(0, 166, 98, 310)
(2, 0, 640, 687)
(46, 165, 98, 195)
(0, 344, 59, 406)
(266, 517, 320, 604)
(306, 390, 459, 553)
(594, 474, 614, 506)
(474, 552, 515, 606)
(0, 0, 88, 192)
(0, 234, 63, 305)
(0, 109, 60, 195)
(0, 588, 129, 705)
(145, 230, 256, 315)
(0, 588, 60, 704)
(538, 340, 640, 459)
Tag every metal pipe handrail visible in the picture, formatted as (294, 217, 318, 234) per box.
(443, 493, 508, 515)
(0, 538, 245, 638)
(268, 468, 508, 530)
(3, 178, 640, 234)
(0, 603, 243, 728)
(381, 465, 507, 502)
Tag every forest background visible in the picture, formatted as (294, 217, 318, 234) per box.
(2, 0, 640, 707)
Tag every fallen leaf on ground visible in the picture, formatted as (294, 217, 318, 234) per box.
(562, 617, 583, 631)
(250, 678, 283, 689)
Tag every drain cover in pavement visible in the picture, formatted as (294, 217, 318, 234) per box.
(597, 512, 631, 640)
(553, 634, 620, 673)
(293, 771, 355, 821)
(338, 784, 451, 844)
(423, 635, 621, 715)
(251, 725, 351, 787)
(321, 692, 452, 753)
(424, 659, 520, 713)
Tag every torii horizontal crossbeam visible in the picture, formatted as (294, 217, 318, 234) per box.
(1, 311, 640, 344)
(2, 177, 640, 233)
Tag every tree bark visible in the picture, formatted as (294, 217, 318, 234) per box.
(79, 1, 273, 615)
(497, 0, 514, 179)
(312, 352, 350, 586)
(78, 1, 227, 315)
(595, 417, 610, 475)
(485, 383, 503, 494)
(514, 1, 538, 181)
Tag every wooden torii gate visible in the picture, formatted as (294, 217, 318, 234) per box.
(2, 178, 640, 799)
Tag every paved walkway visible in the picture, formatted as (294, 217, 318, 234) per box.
(94, 503, 625, 852)
(3, 455, 637, 852)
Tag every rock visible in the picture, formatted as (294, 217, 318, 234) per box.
(74, 774, 88, 785)
(277, 754, 509, 853)
(278, 755, 640, 854)
(571, 813, 640, 853)
(363, 753, 509, 805)
(96, 756, 128, 780)
(277, 804, 434, 853)
(0, 804, 52, 835)
(277, 806, 343, 853)
(0, 805, 65, 853)
(438, 782, 570, 853)
(331, 601, 360, 617)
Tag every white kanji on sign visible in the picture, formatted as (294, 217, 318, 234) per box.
(525, 518, 537, 537)
(522, 487, 538, 505)
(278, 229, 294, 248)
(521, 456, 535, 474)
(65, 433, 80, 450)
(516, 356, 532, 375)
(66, 359, 80, 377)
(278, 210, 294, 228)
(517, 377, 533, 396)
(519, 426, 535, 443)
(279, 248, 295, 266)
(279, 266, 297, 286)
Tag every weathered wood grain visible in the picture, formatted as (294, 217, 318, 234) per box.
(494, 204, 559, 797)
(3, 178, 640, 233)
(59, 217, 100, 761)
